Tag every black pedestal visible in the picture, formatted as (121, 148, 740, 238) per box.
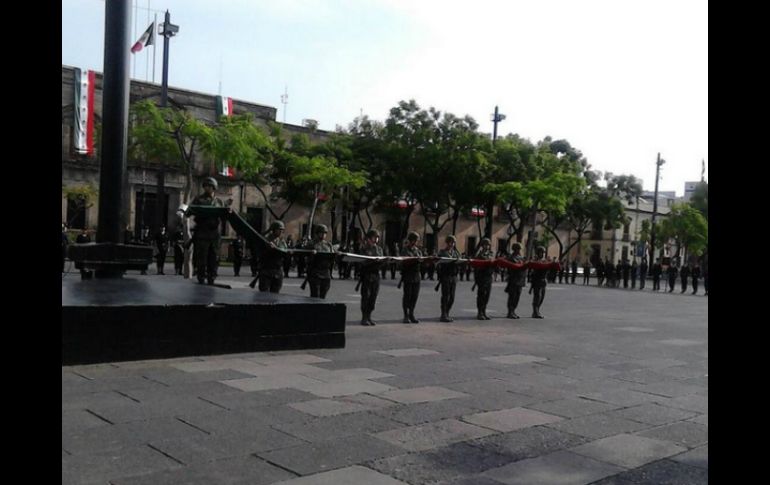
(62, 277, 346, 365)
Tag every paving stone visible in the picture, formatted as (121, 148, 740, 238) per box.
(111, 455, 297, 485)
(61, 444, 181, 485)
(468, 426, 590, 461)
(139, 368, 255, 385)
(437, 477, 508, 485)
(198, 387, 320, 410)
(84, 393, 225, 423)
(636, 421, 709, 448)
(377, 386, 469, 404)
(371, 400, 483, 426)
(462, 407, 563, 432)
(629, 381, 705, 398)
(424, 442, 515, 475)
(482, 450, 625, 485)
(606, 402, 699, 426)
(296, 379, 397, 398)
(545, 413, 650, 439)
(687, 414, 708, 426)
(613, 458, 709, 484)
(171, 358, 262, 373)
(658, 339, 704, 346)
(180, 407, 310, 436)
(257, 434, 404, 476)
(300, 367, 394, 383)
(482, 354, 548, 365)
(246, 353, 333, 365)
(220, 374, 326, 392)
(275, 412, 404, 442)
(526, 398, 620, 419)
(62, 409, 111, 431)
(375, 348, 441, 357)
(669, 444, 708, 469)
(579, 389, 666, 407)
(288, 398, 373, 417)
(271, 465, 408, 485)
(367, 452, 466, 484)
(568, 433, 686, 469)
(374, 418, 496, 452)
(662, 394, 709, 413)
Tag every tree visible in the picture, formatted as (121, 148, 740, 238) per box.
(690, 181, 708, 220)
(62, 184, 98, 228)
(659, 203, 708, 260)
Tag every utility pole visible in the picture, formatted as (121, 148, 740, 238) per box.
(156, 10, 178, 233)
(649, 153, 665, 264)
(488, 106, 506, 239)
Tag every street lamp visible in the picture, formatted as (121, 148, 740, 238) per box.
(649, 153, 665, 264)
(490, 106, 506, 145)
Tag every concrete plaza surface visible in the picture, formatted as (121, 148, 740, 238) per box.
(62, 273, 707, 484)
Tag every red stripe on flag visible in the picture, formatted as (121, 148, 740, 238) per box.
(227, 97, 233, 116)
(86, 70, 95, 156)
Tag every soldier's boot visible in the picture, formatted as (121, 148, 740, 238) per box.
(409, 310, 419, 324)
(403, 308, 411, 324)
(534, 306, 544, 319)
(440, 305, 451, 323)
(477, 308, 485, 320)
(483, 309, 491, 320)
(361, 312, 371, 326)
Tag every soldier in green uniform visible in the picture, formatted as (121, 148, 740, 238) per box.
(359, 229, 384, 326)
(400, 231, 423, 323)
(530, 246, 550, 319)
(307, 224, 334, 299)
(651, 258, 662, 291)
(473, 238, 495, 320)
(505, 242, 527, 318)
(187, 177, 226, 285)
(258, 221, 288, 293)
(667, 262, 679, 293)
(437, 235, 462, 322)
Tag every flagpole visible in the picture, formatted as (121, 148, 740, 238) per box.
(152, 13, 157, 83)
(132, 0, 138, 79)
(145, 0, 150, 81)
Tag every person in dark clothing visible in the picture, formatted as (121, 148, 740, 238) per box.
(571, 260, 578, 284)
(630, 260, 638, 289)
(614, 262, 622, 288)
(154, 226, 169, 275)
(530, 246, 551, 319)
(359, 229, 384, 326)
(680, 263, 690, 293)
(651, 258, 662, 291)
(283, 235, 294, 278)
(558, 261, 565, 284)
(171, 229, 185, 275)
(258, 221, 288, 293)
(74, 228, 93, 278)
(667, 263, 679, 293)
(185, 177, 226, 284)
(691, 263, 701, 295)
(61, 224, 69, 272)
(399, 232, 423, 323)
(231, 237, 244, 277)
(473, 238, 495, 320)
(582, 260, 591, 285)
(249, 242, 259, 277)
(505, 243, 527, 319)
(437, 235, 462, 322)
(621, 259, 630, 288)
(639, 258, 648, 290)
(604, 260, 614, 288)
(307, 225, 335, 299)
(596, 259, 604, 286)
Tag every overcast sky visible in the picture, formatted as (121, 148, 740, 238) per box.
(62, 0, 708, 196)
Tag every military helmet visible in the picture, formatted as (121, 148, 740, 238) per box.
(202, 177, 218, 189)
(536, 245, 546, 253)
(407, 231, 420, 241)
(315, 224, 329, 234)
(480, 237, 491, 246)
(269, 221, 285, 231)
(511, 242, 522, 251)
(445, 235, 457, 243)
(366, 229, 380, 239)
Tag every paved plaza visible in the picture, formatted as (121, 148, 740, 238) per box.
(62, 270, 708, 484)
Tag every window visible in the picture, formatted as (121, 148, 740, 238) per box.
(66, 195, 87, 230)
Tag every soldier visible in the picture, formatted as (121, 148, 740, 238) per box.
(604, 259, 614, 288)
(630, 259, 639, 289)
(284, 235, 294, 278)
(548, 257, 558, 283)
(614, 261, 622, 288)
(75, 228, 92, 278)
(171, 228, 184, 275)
(667, 262, 679, 293)
(505, 242, 527, 318)
(154, 226, 169, 275)
(639, 258, 649, 290)
(390, 243, 399, 280)
(691, 262, 701, 295)
(530, 246, 550, 319)
(61, 223, 69, 273)
(679, 262, 690, 293)
(231, 236, 244, 277)
(652, 258, 662, 291)
(186, 177, 226, 285)
(571, 259, 578, 284)
(557, 260, 565, 284)
(400, 231, 423, 323)
(307, 224, 334, 299)
(437, 235, 462, 322)
(258, 221, 288, 293)
(473, 238, 495, 320)
(359, 229, 384, 326)
(621, 259, 630, 289)
(582, 259, 591, 285)
(596, 258, 605, 286)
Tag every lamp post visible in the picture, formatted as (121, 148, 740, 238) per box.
(649, 153, 665, 264)
(487, 106, 506, 239)
(155, 11, 179, 234)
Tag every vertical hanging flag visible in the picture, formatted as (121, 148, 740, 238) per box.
(73, 68, 95, 156)
(216, 95, 235, 177)
(131, 22, 155, 54)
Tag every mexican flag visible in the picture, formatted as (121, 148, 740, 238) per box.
(216, 95, 234, 177)
(131, 22, 155, 54)
(73, 68, 95, 156)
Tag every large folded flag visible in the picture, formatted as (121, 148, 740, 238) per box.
(131, 22, 155, 53)
(216, 95, 235, 177)
(73, 68, 95, 156)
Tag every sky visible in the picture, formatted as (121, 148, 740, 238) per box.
(62, 0, 708, 196)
